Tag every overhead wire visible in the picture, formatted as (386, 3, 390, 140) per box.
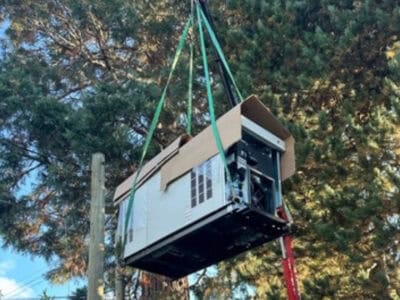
(3, 297, 72, 300)
(2, 271, 44, 297)
(3, 275, 45, 299)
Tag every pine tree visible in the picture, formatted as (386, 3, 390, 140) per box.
(0, 0, 191, 297)
(191, 0, 400, 298)
(0, 0, 399, 299)
(68, 286, 87, 300)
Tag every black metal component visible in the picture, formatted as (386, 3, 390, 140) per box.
(198, 0, 239, 107)
(125, 204, 288, 279)
(123, 129, 287, 279)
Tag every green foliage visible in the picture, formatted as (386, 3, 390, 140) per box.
(68, 286, 87, 300)
(39, 289, 55, 300)
(0, 0, 399, 299)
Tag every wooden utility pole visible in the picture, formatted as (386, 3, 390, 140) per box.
(88, 153, 105, 300)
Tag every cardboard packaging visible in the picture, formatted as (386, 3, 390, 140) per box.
(114, 95, 295, 205)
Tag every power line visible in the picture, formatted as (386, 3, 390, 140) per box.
(3, 274, 44, 298)
(3, 297, 73, 300)
(3, 268, 45, 293)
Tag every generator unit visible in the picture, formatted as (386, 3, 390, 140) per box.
(114, 95, 295, 279)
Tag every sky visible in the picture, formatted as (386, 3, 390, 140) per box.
(0, 171, 85, 299)
(0, 242, 84, 299)
(0, 19, 85, 300)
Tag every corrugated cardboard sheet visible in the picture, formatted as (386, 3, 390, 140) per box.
(160, 95, 295, 189)
(113, 134, 190, 205)
(114, 95, 296, 203)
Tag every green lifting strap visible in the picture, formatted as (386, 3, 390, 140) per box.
(186, 38, 194, 135)
(199, 8, 244, 103)
(122, 5, 245, 250)
(196, 2, 233, 185)
(186, 1, 194, 136)
(123, 18, 192, 249)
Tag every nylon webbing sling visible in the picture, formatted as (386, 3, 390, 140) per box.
(123, 19, 191, 249)
(196, 2, 233, 184)
(122, 5, 244, 250)
(186, 2, 194, 136)
(199, 7, 243, 103)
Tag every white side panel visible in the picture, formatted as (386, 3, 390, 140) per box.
(123, 181, 148, 257)
(119, 122, 288, 258)
(146, 172, 189, 247)
(122, 155, 227, 258)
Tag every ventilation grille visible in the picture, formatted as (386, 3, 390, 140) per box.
(191, 160, 213, 208)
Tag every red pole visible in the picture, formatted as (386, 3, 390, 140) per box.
(277, 207, 301, 300)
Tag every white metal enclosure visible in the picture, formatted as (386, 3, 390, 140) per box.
(117, 117, 285, 257)
(117, 154, 226, 258)
(114, 95, 296, 278)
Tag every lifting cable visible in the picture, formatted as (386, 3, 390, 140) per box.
(122, 1, 244, 250)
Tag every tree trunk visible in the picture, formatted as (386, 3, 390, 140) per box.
(139, 272, 189, 300)
(115, 263, 125, 300)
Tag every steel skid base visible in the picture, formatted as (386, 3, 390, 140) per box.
(125, 204, 289, 279)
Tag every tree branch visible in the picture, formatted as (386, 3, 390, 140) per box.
(0, 138, 49, 164)
(56, 82, 92, 101)
(189, 269, 207, 288)
(18, 163, 43, 180)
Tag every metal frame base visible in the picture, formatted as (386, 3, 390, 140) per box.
(125, 204, 288, 279)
